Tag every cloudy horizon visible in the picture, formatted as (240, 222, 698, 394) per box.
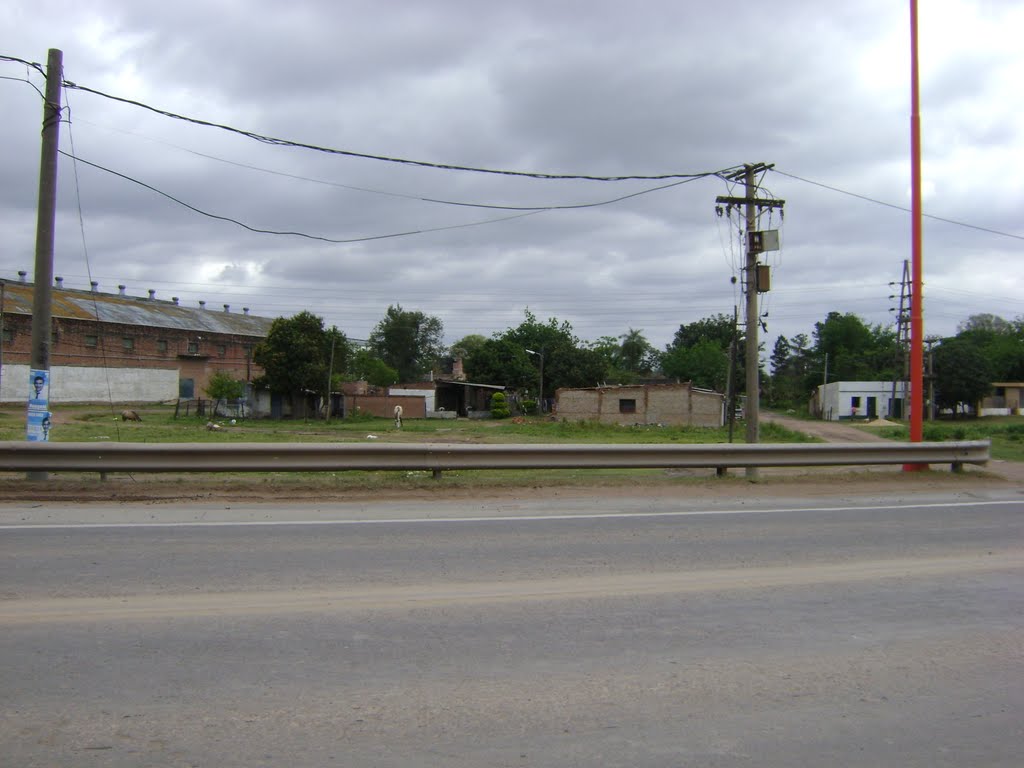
(2, 1, 1021, 356)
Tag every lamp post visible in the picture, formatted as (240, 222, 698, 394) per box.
(525, 347, 545, 414)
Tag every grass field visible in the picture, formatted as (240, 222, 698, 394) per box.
(0, 404, 816, 446)
(859, 416, 1024, 463)
(1, 405, 1017, 496)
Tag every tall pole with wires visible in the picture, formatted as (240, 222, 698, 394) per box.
(27, 48, 63, 479)
(743, 165, 760, 478)
(716, 164, 784, 480)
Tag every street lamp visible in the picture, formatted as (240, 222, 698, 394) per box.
(525, 347, 545, 413)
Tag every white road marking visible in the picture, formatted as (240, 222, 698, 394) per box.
(0, 499, 1020, 530)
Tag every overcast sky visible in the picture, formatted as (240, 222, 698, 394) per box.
(2, 0, 1021, 358)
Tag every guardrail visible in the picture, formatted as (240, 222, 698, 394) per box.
(0, 440, 990, 475)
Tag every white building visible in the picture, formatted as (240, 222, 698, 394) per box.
(814, 381, 909, 421)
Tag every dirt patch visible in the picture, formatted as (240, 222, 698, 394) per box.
(0, 463, 1016, 505)
(762, 413, 889, 442)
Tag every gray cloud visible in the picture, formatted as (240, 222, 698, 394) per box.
(2, 0, 1021, 356)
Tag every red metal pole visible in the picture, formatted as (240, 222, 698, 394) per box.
(905, 0, 926, 470)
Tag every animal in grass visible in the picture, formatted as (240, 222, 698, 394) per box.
(206, 421, 221, 431)
(394, 404, 403, 428)
(120, 409, 142, 422)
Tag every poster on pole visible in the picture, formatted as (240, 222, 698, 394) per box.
(27, 369, 52, 441)
(29, 368, 50, 408)
(26, 410, 53, 442)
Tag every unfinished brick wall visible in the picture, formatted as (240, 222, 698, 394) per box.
(345, 394, 427, 419)
(555, 383, 724, 427)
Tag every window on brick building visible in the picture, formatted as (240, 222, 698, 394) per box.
(156, 339, 168, 354)
(187, 341, 200, 354)
(217, 344, 227, 357)
(3, 328, 14, 344)
(122, 337, 135, 351)
(619, 398, 637, 414)
(84, 334, 98, 348)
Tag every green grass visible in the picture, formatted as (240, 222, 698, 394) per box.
(861, 415, 1024, 462)
(0, 403, 817, 446)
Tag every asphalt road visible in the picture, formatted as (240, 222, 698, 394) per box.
(1, 493, 1022, 767)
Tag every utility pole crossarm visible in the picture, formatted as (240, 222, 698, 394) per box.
(715, 196, 786, 209)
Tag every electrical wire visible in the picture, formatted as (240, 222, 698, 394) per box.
(64, 96, 122, 439)
(772, 168, 1024, 242)
(58, 150, 547, 243)
(60, 78, 741, 182)
(0, 54, 45, 77)
(67, 117, 723, 211)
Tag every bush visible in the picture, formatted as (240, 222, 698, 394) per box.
(490, 392, 511, 419)
(520, 399, 537, 415)
(1004, 424, 1024, 441)
(205, 370, 246, 401)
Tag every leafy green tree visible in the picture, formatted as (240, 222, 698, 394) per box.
(369, 304, 445, 383)
(933, 339, 993, 414)
(663, 314, 741, 393)
(957, 313, 1013, 335)
(464, 310, 606, 399)
(661, 338, 729, 391)
(204, 370, 246, 401)
(670, 314, 737, 350)
(952, 313, 1024, 382)
(349, 349, 399, 388)
(810, 312, 898, 383)
(253, 311, 348, 415)
(464, 338, 537, 391)
(450, 334, 488, 360)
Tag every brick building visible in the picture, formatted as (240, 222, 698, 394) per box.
(0, 277, 273, 403)
(555, 383, 725, 427)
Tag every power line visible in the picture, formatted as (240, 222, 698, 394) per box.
(59, 150, 547, 244)
(66, 118, 721, 211)
(57, 77, 739, 182)
(0, 54, 45, 77)
(772, 168, 1024, 242)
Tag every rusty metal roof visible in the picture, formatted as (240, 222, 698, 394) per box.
(1, 281, 274, 337)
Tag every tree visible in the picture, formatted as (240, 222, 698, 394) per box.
(933, 339, 993, 414)
(253, 311, 348, 415)
(671, 313, 736, 350)
(952, 313, 1024, 382)
(661, 338, 729, 391)
(349, 349, 399, 388)
(957, 313, 1013, 335)
(769, 332, 817, 407)
(618, 328, 657, 375)
(450, 334, 488, 360)
(464, 310, 607, 399)
(464, 338, 536, 391)
(663, 314, 740, 393)
(369, 305, 445, 383)
(810, 312, 898, 383)
(204, 370, 245, 402)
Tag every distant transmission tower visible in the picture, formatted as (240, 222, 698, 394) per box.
(889, 260, 912, 419)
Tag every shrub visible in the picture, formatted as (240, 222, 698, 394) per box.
(490, 392, 511, 419)
(205, 371, 245, 401)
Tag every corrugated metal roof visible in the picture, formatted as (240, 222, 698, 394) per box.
(1, 281, 274, 337)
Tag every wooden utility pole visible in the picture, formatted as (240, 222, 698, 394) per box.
(27, 49, 63, 478)
(325, 335, 336, 422)
(716, 164, 784, 480)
